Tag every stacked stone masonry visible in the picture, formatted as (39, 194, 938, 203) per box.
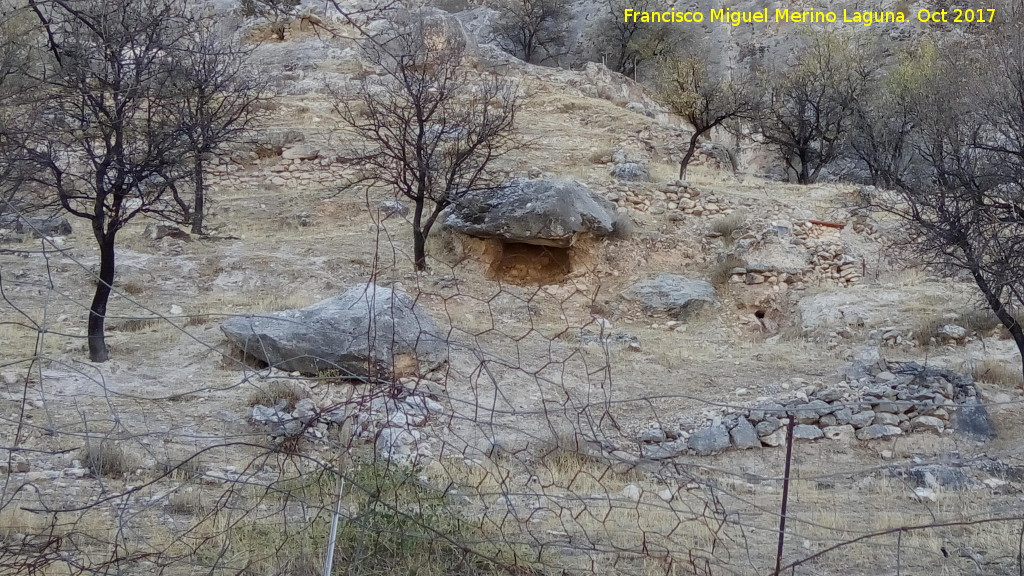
(636, 362, 993, 458)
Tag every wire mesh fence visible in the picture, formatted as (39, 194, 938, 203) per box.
(4, 186, 1024, 576)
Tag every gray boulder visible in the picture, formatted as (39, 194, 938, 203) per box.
(611, 162, 651, 182)
(379, 200, 410, 218)
(221, 284, 446, 378)
(281, 144, 320, 160)
(622, 274, 717, 319)
(907, 465, 974, 490)
(793, 425, 824, 440)
(444, 178, 616, 247)
(855, 424, 903, 440)
(688, 425, 731, 455)
(953, 398, 997, 442)
(14, 216, 72, 237)
(730, 418, 761, 450)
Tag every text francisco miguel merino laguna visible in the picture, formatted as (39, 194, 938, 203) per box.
(621, 7, 997, 26)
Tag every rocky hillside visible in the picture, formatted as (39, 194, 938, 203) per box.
(1, 2, 1023, 576)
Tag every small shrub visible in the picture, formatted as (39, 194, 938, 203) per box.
(609, 213, 634, 240)
(710, 253, 747, 287)
(955, 308, 1001, 334)
(167, 487, 204, 515)
(247, 380, 309, 411)
(709, 212, 747, 244)
(911, 316, 943, 347)
(79, 441, 138, 478)
(109, 317, 162, 332)
(118, 281, 145, 295)
(968, 358, 1024, 388)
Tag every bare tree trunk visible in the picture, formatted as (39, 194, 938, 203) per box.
(88, 230, 116, 362)
(191, 156, 205, 235)
(412, 200, 427, 271)
(798, 150, 812, 184)
(678, 132, 700, 180)
(971, 268, 1024, 381)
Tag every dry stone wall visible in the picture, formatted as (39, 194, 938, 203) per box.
(634, 362, 993, 459)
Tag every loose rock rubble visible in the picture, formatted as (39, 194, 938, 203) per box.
(604, 180, 732, 217)
(633, 362, 994, 459)
(249, 376, 447, 466)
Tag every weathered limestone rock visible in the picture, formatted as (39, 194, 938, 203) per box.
(688, 425, 731, 455)
(445, 178, 616, 247)
(221, 284, 446, 377)
(622, 275, 717, 319)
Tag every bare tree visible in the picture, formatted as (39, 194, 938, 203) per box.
(170, 18, 269, 235)
(239, 0, 300, 41)
(591, 0, 686, 79)
(660, 48, 756, 180)
(24, 0, 197, 362)
(489, 0, 569, 65)
(0, 2, 43, 219)
(755, 32, 873, 184)
(862, 33, 1024, 377)
(337, 15, 520, 271)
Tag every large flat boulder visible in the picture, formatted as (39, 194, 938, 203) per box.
(221, 284, 446, 378)
(445, 178, 616, 247)
(622, 274, 717, 319)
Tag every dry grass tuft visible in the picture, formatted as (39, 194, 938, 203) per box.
(911, 315, 943, 347)
(609, 213, 634, 240)
(967, 358, 1023, 388)
(109, 317, 162, 332)
(121, 281, 145, 295)
(79, 441, 139, 478)
(247, 380, 310, 411)
(709, 212, 747, 243)
(0, 506, 46, 540)
(710, 253, 747, 287)
(956, 308, 1002, 334)
(167, 487, 205, 515)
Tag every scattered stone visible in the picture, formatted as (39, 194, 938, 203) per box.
(908, 465, 973, 490)
(913, 487, 937, 502)
(687, 425, 731, 455)
(760, 427, 788, 447)
(379, 200, 410, 218)
(953, 398, 996, 442)
(281, 144, 320, 160)
(937, 324, 967, 342)
(983, 478, 1008, 489)
(823, 425, 856, 442)
(611, 162, 652, 182)
(849, 411, 875, 429)
(622, 483, 642, 501)
(792, 425, 824, 440)
(642, 440, 685, 460)
(144, 223, 191, 241)
(376, 428, 421, 464)
(873, 412, 901, 426)
(638, 428, 667, 444)
(910, 415, 945, 433)
(755, 419, 782, 437)
(622, 275, 717, 319)
(221, 283, 447, 377)
(730, 418, 761, 449)
(856, 424, 903, 440)
(14, 216, 72, 238)
(403, 395, 444, 416)
(0, 455, 30, 474)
